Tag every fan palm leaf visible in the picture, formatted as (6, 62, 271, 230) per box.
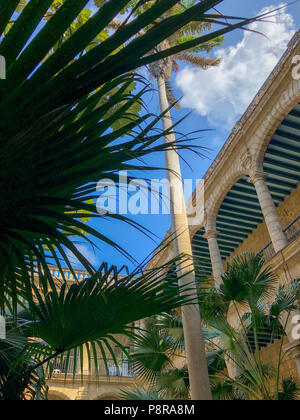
(131, 328, 174, 386)
(0, 256, 196, 398)
(155, 312, 185, 353)
(219, 253, 276, 308)
(269, 279, 300, 321)
(278, 378, 300, 401)
(0, 315, 48, 400)
(0, 1, 264, 312)
(157, 366, 189, 399)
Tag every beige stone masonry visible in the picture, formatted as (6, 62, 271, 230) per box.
(203, 229, 224, 285)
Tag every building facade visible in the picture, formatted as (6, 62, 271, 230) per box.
(46, 266, 138, 400)
(48, 31, 300, 399)
(148, 31, 300, 383)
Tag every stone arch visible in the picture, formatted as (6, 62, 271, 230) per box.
(94, 393, 118, 400)
(191, 167, 250, 281)
(189, 223, 204, 241)
(205, 167, 249, 230)
(251, 78, 300, 171)
(48, 390, 71, 400)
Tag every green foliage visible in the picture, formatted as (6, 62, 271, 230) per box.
(0, 0, 272, 399)
(219, 252, 277, 306)
(210, 379, 236, 401)
(128, 255, 300, 401)
(0, 0, 262, 312)
(278, 378, 300, 401)
(199, 253, 300, 401)
(132, 321, 173, 385)
(0, 259, 195, 400)
(124, 0, 225, 104)
(130, 313, 190, 399)
(119, 386, 162, 400)
(157, 366, 189, 399)
(16, 1, 27, 13)
(0, 317, 48, 400)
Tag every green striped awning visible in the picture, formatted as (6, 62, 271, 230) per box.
(192, 103, 300, 278)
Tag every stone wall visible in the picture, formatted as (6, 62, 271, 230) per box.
(48, 377, 135, 400)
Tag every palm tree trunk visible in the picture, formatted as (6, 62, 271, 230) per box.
(157, 75, 212, 400)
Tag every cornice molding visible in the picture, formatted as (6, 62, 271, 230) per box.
(204, 30, 300, 187)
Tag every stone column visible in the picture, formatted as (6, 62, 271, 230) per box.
(249, 172, 288, 252)
(82, 345, 90, 376)
(204, 229, 224, 286)
(157, 75, 212, 400)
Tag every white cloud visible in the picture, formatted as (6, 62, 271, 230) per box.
(66, 243, 98, 268)
(176, 5, 296, 130)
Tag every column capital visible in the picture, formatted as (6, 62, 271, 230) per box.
(204, 229, 219, 240)
(248, 171, 268, 185)
(204, 208, 217, 231)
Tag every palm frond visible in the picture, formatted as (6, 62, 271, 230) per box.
(0, 256, 196, 397)
(278, 378, 300, 401)
(219, 253, 277, 307)
(0, 316, 48, 400)
(132, 328, 173, 386)
(0, 1, 271, 310)
(176, 52, 220, 68)
(269, 279, 300, 321)
(157, 366, 189, 399)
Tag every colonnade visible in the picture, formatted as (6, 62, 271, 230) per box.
(203, 171, 300, 377)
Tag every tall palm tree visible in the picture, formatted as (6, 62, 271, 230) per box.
(127, 0, 223, 400)
(0, 0, 270, 399)
(126, 0, 283, 398)
(154, 54, 218, 402)
(201, 253, 300, 400)
(0, 0, 260, 310)
(124, 254, 300, 400)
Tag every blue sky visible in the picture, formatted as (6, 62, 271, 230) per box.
(71, 1, 300, 272)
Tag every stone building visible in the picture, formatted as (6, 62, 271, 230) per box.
(148, 30, 300, 383)
(46, 266, 139, 400)
(48, 31, 300, 399)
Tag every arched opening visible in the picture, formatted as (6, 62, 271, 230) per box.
(216, 176, 264, 255)
(94, 394, 118, 400)
(262, 103, 300, 198)
(48, 391, 70, 400)
(192, 228, 214, 279)
(217, 103, 300, 259)
(193, 103, 300, 278)
(164, 262, 179, 293)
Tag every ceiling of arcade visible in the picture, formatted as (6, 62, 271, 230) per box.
(192, 102, 300, 277)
